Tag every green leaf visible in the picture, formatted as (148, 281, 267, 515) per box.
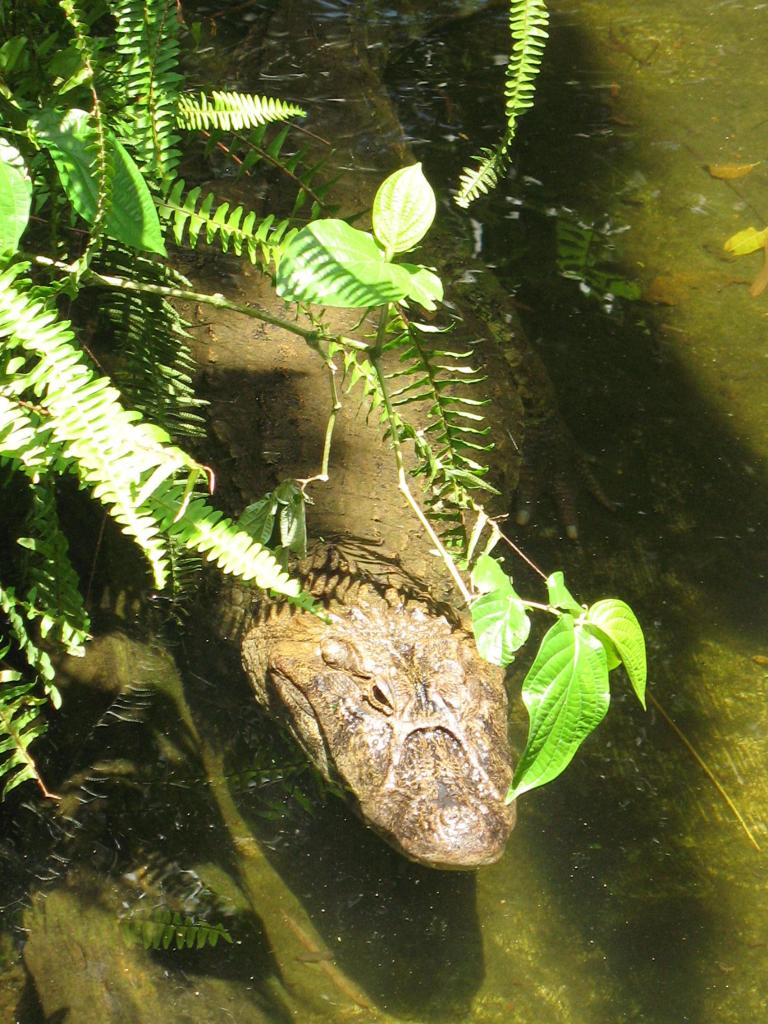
(509, 618, 610, 800)
(582, 624, 622, 672)
(276, 219, 411, 308)
(586, 599, 647, 707)
(471, 552, 511, 593)
(239, 494, 279, 545)
(371, 163, 436, 258)
(545, 570, 582, 614)
(0, 655, 46, 799)
(471, 588, 530, 666)
(0, 141, 31, 253)
(46, 42, 91, 95)
(274, 480, 307, 556)
(400, 264, 443, 311)
(0, 36, 28, 78)
(31, 108, 166, 255)
(470, 558, 530, 667)
(237, 482, 307, 556)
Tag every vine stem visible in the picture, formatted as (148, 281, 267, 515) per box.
(370, 312, 472, 606)
(497, 527, 547, 580)
(31, 256, 370, 352)
(297, 358, 341, 491)
(318, 359, 341, 479)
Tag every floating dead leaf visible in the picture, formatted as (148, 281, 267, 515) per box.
(752, 654, 768, 666)
(724, 225, 768, 256)
(749, 241, 768, 298)
(707, 161, 761, 180)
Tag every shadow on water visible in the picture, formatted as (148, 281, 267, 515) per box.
(387, 5, 768, 1023)
(6, 655, 294, 1024)
(390, 4, 768, 623)
(183, 360, 488, 1020)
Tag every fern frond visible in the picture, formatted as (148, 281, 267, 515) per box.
(176, 91, 305, 133)
(17, 474, 90, 657)
(0, 265, 303, 598)
(0, 658, 47, 799)
(153, 489, 301, 595)
(162, 540, 204, 615)
(455, 0, 549, 208)
(0, 394, 52, 472)
(160, 178, 297, 266)
(0, 265, 176, 584)
(333, 312, 498, 553)
(455, 146, 510, 211)
(96, 246, 206, 440)
(122, 908, 233, 950)
(502, 0, 549, 128)
(201, 123, 335, 219)
(386, 315, 494, 476)
(110, 0, 183, 180)
(0, 584, 61, 706)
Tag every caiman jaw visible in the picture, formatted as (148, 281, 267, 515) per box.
(358, 722, 516, 870)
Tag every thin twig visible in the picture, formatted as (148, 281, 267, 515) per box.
(202, 129, 330, 211)
(648, 691, 761, 852)
(497, 528, 548, 580)
(297, 358, 341, 491)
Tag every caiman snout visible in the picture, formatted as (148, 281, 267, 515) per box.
(361, 725, 516, 870)
(397, 794, 515, 869)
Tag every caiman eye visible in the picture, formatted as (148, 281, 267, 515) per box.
(320, 637, 351, 669)
(366, 681, 395, 716)
(320, 637, 371, 678)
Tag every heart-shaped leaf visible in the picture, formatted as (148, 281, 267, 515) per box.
(470, 557, 530, 667)
(276, 219, 411, 308)
(372, 163, 436, 258)
(471, 553, 512, 593)
(509, 618, 610, 799)
(586, 598, 646, 707)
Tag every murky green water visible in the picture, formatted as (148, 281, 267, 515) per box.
(3, 2, 768, 1021)
(385, 3, 768, 1020)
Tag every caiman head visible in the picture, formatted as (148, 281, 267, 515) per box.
(241, 591, 515, 869)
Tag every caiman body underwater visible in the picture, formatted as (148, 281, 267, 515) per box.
(207, 0, 572, 870)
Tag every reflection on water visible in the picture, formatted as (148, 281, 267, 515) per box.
(3, 2, 768, 1022)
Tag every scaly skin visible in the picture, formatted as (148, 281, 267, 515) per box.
(240, 546, 515, 869)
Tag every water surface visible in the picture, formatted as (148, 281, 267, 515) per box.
(3, 2, 768, 1022)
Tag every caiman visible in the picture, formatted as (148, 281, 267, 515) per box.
(239, 546, 516, 869)
(203, 0, 573, 870)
